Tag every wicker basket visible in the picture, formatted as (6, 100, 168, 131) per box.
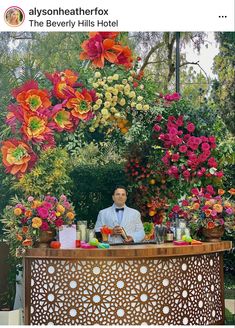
(202, 225, 225, 242)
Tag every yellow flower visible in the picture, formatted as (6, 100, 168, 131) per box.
(129, 91, 136, 98)
(122, 79, 127, 85)
(128, 76, 133, 82)
(14, 208, 22, 216)
(136, 104, 143, 110)
(57, 204, 65, 214)
(213, 204, 223, 213)
(56, 212, 61, 217)
(143, 104, 150, 110)
(104, 101, 111, 108)
(89, 127, 95, 132)
(131, 102, 136, 107)
(92, 83, 99, 88)
(112, 89, 119, 96)
(66, 212, 75, 220)
(94, 72, 101, 78)
(107, 76, 113, 83)
(105, 92, 112, 99)
(119, 98, 126, 106)
(137, 96, 143, 101)
(113, 74, 119, 80)
(96, 99, 102, 106)
(93, 104, 100, 110)
(32, 217, 42, 228)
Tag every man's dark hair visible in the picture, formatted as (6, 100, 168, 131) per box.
(112, 185, 128, 195)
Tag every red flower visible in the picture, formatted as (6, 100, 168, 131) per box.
(40, 221, 49, 231)
(80, 34, 117, 68)
(179, 145, 188, 153)
(201, 143, 210, 151)
(12, 80, 51, 113)
(1, 139, 37, 177)
(171, 153, 180, 162)
(186, 122, 195, 133)
(112, 44, 133, 68)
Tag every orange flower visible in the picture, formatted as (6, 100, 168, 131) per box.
(14, 208, 22, 216)
(218, 189, 225, 195)
(66, 91, 93, 120)
(57, 204, 65, 214)
(22, 113, 51, 142)
(213, 204, 223, 213)
(228, 188, 235, 195)
(204, 209, 212, 217)
(113, 44, 133, 68)
(12, 81, 51, 113)
(149, 210, 156, 216)
(207, 221, 215, 229)
(22, 238, 33, 247)
(25, 210, 32, 217)
(192, 203, 200, 210)
(22, 226, 29, 234)
(16, 234, 23, 241)
(32, 217, 42, 228)
(80, 34, 117, 68)
(1, 139, 37, 176)
(66, 212, 75, 220)
(32, 200, 41, 209)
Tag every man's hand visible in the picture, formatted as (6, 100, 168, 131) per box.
(123, 236, 134, 244)
(112, 226, 123, 235)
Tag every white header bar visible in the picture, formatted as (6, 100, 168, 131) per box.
(0, 0, 234, 32)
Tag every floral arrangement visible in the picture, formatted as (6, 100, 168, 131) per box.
(1, 32, 153, 178)
(79, 32, 133, 68)
(2, 194, 75, 256)
(152, 114, 223, 181)
(87, 68, 150, 134)
(168, 186, 235, 232)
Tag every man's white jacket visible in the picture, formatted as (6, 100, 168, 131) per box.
(94, 204, 145, 244)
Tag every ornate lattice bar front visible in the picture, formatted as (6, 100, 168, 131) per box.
(23, 241, 231, 325)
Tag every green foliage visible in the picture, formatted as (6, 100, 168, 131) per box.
(13, 147, 73, 197)
(70, 163, 127, 227)
(212, 32, 235, 134)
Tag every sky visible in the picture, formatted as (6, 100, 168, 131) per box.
(184, 32, 219, 79)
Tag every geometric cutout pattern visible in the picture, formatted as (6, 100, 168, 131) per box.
(25, 253, 224, 325)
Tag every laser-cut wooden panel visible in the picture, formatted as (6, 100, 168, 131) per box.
(25, 253, 224, 325)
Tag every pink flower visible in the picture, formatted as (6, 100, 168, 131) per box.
(211, 210, 217, 217)
(186, 122, 195, 133)
(37, 207, 49, 219)
(155, 115, 162, 122)
(60, 195, 67, 202)
(40, 221, 49, 231)
(171, 153, 180, 162)
(226, 208, 233, 215)
(182, 199, 189, 206)
(208, 157, 218, 168)
(42, 202, 53, 210)
(191, 188, 199, 196)
(153, 124, 161, 132)
(172, 205, 180, 213)
(182, 170, 190, 179)
(55, 218, 63, 227)
(206, 185, 215, 195)
(216, 171, 224, 178)
(201, 143, 210, 151)
(27, 196, 34, 202)
(208, 136, 216, 143)
(179, 145, 188, 153)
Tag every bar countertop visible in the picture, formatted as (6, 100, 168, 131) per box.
(24, 240, 232, 259)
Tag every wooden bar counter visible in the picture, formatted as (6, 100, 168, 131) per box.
(24, 241, 232, 325)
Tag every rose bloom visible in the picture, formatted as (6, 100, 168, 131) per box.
(204, 209, 212, 217)
(32, 217, 42, 228)
(207, 221, 215, 229)
(226, 208, 233, 215)
(192, 202, 200, 210)
(182, 199, 189, 206)
(213, 204, 223, 213)
(228, 188, 235, 195)
(14, 208, 22, 216)
(218, 189, 225, 195)
(37, 207, 49, 219)
(186, 122, 195, 133)
(40, 221, 49, 231)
